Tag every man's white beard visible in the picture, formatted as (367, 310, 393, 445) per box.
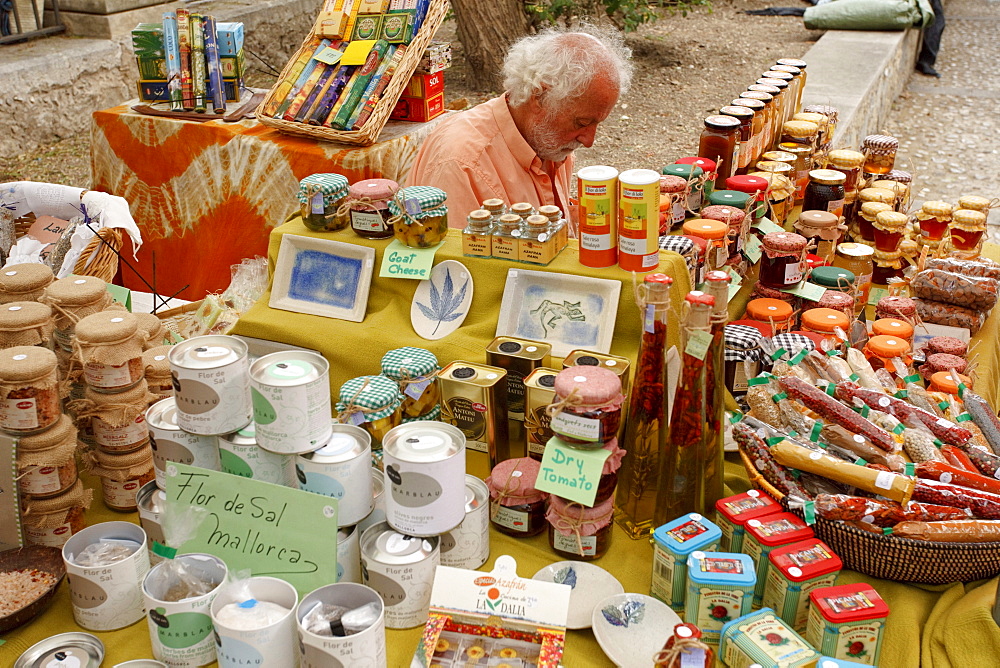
(527, 108, 583, 163)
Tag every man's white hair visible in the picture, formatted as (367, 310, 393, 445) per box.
(503, 26, 634, 109)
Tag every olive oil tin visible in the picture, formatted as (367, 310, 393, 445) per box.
(249, 351, 332, 454)
(437, 361, 509, 465)
(651, 513, 723, 611)
(168, 335, 252, 435)
(685, 551, 757, 646)
(297, 582, 387, 668)
(297, 423, 374, 526)
(806, 583, 889, 666)
(486, 336, 551, 454)
(147, 397, 222, 489)
(439, 475, 490, 570)
(762, 539, 843, 633)
(524, 367, 560, 461)
(218, 421, 297, 487)
(381, 421, 466, 536)
(338, 523, 362, 584)
(14, 633, 105, 668)
(720, 608, 821, 667)
(562, 349, 632, 397)
(360, 521, 440, 629)
(136, 481, 167, 564)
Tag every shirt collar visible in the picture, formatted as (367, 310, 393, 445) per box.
(492, 94, 568, 175)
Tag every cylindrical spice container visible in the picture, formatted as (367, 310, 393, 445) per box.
(872, 210, 908, 253)
(684, 551, 757, 646)
(381, 347, 440, 421)
(723, 325, 763, 397)
(761, 539, 843, 633)
(360, 521, 439, 629)
(146, 396, 221, 488)
(794, 210, 841, 264)
(714, 489, 781, 553)
(742, 513, 814, 606)
(298, 173, 350, 232)
(210, 576, 299, 668)
(0, 345, 61, 434)
(357, 467, 387, 536)
(73, 381, 156, 454)
(759, 232, 808, 289)
(297, 582, 386, 667)
(296, 423, 374, 526)
(143, 346, 173, 399)
(381, 421, 466, 537)
(802, 170, 846, 217)
(338, 524, 362, 584)
(577, 164, 619, 268)
(914, 200, 953, 241)
(487, 456, 547, 537)
(439, 475, 490, 570)
(250, 350, 332, 454)
(21, 478, 93, 547)
(0, 301, 54, 350)
(134, 313, 167, 350)
(168, 335, 252, 436)
(700, 205, 746, 263)
(950, 208, 988, 253)
(651, 513, 723, 611)
(40, 275, 112, 351)
(336, 375, 402, 449)
(545, 494, 614, 561)
(806, 583, 889, 665)
(85, 446, 155, 512)
(136, 481, 167, 562)
(74, 312, 146, 393)
(548, 365, 624, 446)
(347, 178, 398, 239)
(860, 134, 898, 175)
(660, 174, 689, 231)
(618, 168, 662, 271)
(387, 186, 448, 248)
(0, 262, 54, 304)
(17, 414, 78, 499)
(745, 299, 794, 335)
(219, 421, 297, 487)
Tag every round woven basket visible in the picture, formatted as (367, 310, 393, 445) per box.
(739, 448, 1000, 583)
(72, 227, 122, 283)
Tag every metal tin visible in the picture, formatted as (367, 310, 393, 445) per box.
(439, 475, 490, 570)
(114, 661, 169, 667)
(142, 553, 228, 667)
(486, 336, 551, 455)
(562, 349, 632, 398)
(14, 632, 105, 668)
(63, 521, 150, 631)
(762, 539, 843, 633)
(685, 551, 757, 646)
(210, 576, 298, 668)
(806, 584, 888, 665)
(249, 350, 332, 454)
(720, 608, 820, 667)
(218, 421, 297, 487)
(714, 489, 782, 553)
(524, 367, 560, 461)
(337, 523, 362, 584)
(651, 513, 723, 611)
(382, 422, 466, 536)
(168, 335, 252, 435)
(360, 521, 440, 629)
(296, 423, 374, 526)
(136, 480, 167, 564)
(437, 361, 509, 466)
(357, 467, 387, 536)
(297, 582, 387, 668)
(147, 397, 222, 489)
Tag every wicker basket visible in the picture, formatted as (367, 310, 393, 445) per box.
(10, 215, 121, 283)
(739, 448, 1000, 584)
(256, 0, 448, 146)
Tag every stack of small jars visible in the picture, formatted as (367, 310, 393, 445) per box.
(462, 199, 568, 265)
(915, 197, 991, 257)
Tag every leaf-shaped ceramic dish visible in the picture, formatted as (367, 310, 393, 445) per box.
(592, 593, 681, 667)
(532, 560, 624, 630)
(411, 260, 474, 340)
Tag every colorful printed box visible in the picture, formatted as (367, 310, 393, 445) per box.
(742, 512, 814, 607)
(215, 22, 244, 57)
(684, 551, 756, 646)
(380, 10, 415, 43)
(714, 489, 781, 553)
(138, 78, 239, 104)
(404, 71, 444, 98)
(352, 13, 383, 40)
(761, 539, 842, 633)
(650, 513, 722, 611)
(131, 23, 164, 58)
(390, 92, 444, 122)
(806, 584, 889, 666)
(137, 50, 244, 83)
(720, 608, 821, 667)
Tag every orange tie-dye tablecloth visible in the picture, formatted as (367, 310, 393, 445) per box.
(90, 102, 448, 299)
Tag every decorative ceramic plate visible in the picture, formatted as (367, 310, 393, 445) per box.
(591, 593, 681, 667)
(411, 260, 474, 340)
(0, 545, 66, 633)
(531, 560, 624, 630)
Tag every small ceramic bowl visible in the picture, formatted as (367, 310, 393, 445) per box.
(532, 560, 624, 629)
(0, 545, 66, 633)
(592, 592, 681, 667)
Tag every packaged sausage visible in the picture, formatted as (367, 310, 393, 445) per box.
(890, 520, 1000, 543)
(913, 298, 985, 333)
(811, 493, 971, 527)
(915, 460, 1000, 496)
(733, 421, 812, 499)
(819, 424, 904, 472)
(910, 268, 998, 311)
(912, 478, 1000, 520)
(779, 377, 896, 452)
(962, 390, 1000, 455)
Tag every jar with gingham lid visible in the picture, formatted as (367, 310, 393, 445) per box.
(861, 135, 898, 175)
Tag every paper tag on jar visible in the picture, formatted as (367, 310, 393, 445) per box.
(550, 411, 601, 442)
(743, 235, 763, 264)
(535, 440, 612, 506)
(311, 192, 324, 215)
(404, 378, 430, 400)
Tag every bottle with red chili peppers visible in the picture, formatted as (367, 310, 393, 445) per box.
(703, 272, 731, 513)
(698, 116, 742, 184)
(615, 274, 672, 539)
(486, 456, 547, 537)
(547, 365, 624, 447)
(759, 232, 808, 289)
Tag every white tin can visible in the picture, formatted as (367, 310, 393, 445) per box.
(297, 582, 386, 668)
(136, 481, 167, 565)
(250, 351, 332, 454)
(382, 422, 466, 537)
(168, 335, 252, 435)
(297, 423, 373, 526)
(360, 521, 439, 629)
(356, 468, 386, 536)
(337, 524, 362, 584)
(147, 397, 221, 488)
(62, 521, 150, 631)
(218, 421, 297, 487)
(210, 576, 299, 668)
(440, 475, 490, 570)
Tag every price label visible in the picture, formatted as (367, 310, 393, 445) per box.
(868, 287, 890, 306)
(685, 330, 714, 361)
(753, 217, 785, 235)
(781, 281, 826, 302)
(743, 235, 763, 263)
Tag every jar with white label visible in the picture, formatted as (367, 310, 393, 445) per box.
(548, 365, 624, 447)
(759, 232, 808, 289)
(348, 178, 398, 239)
(486, 457, 547, 537)
(74, 311, 146, 393)
(0, 346, 61, 434)
(17, 415, 78, 498)
(85, 446, 155, 512)
(40, 275, 113, 350)
(142, 346, 173, 399)
(545, 494, 614, 561)
(22, 478, 92, 547)
(69, 380, 157, 454)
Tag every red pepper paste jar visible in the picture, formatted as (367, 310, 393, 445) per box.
(700, 204, 746, 263)
(876, 295, 917, 323)
(546, 494, 614, 561)
(759, 232, 808, 289)
(725, 175, 770, 222)
(486, 456, 548, 537)
(548, 366, 624, 447)
(745, 298, 795, 335)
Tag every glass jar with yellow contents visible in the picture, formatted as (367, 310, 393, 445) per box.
(748, 171, 795, 226)
(855, 189, 897, 241)
(387, 186, 449, 248)
(861, 135, 899, 175)
(872, 210, 909, 253)
(950, 209, 988, 254)
(336, 375, 403, 450)
(381, 347, 440, 422)
(826, 150, 866, 192)
(870, 179, 909, 213)
(298, 173, 350, 232)
(915, 200, 953, 241)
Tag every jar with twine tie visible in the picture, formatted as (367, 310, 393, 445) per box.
(134, 312, 168, 350)
(0, 345, 61, 434)
(83, 445, 154, 512)
(486, 457, 547, 537)
(345, 178, 399, 240)
(0, 301, 55, 350)
(0, 263, 54, 304)
(69, 380, 158, 454)
(39, 275, 113, 351)
(545, 494, 615, 561)
(387, 186, 449, 248)
(380, 347, 439, 421)
(17, 414, 78, 499)
(22, 478, 93, 547)
(298, 173, 350, 232)
(143, 345, 173, 399)
(73, 311, 147, 392)
(547, 365, 624, 447)
(335, 375, 403, 449)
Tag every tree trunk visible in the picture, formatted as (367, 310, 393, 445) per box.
(451, 0, 532, 92)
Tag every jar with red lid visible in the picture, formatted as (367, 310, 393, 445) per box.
(872, 318, 914, 345)
(802, 170, 846, 217)
(929, 371, 971, 396)
(759, 232, 807, 288)
(660, 174, 688, 230)
(950, 209, 988, 253)
(794, 210, 841, 264)
(876, 295, 917, 323)
(805, 254, 826, 271)
(700, 205, 746, 262)
(800, 308, 850, 347)
(698, 116, 742, 183)
(872, 210, 908, 253)
(861, 134, 898, 175)
(856, 201, 893, 243)
(872, 249, 904, 285)
(915, 201, 953, 240)
(745, 298, 795, 335)
(486, 456, 548, 537)
(676, 157, 718, 197)
(546, 494, 614, 561)
(725, 175, 769, 222)
(684, 234, 709, 287)
(548, 365, 624, 446)
(826, 149, 866, 191)
(863, 335, 911, 372)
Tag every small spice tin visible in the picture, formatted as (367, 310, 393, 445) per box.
(487, 456, 548, 537)
(381, 421, 466, 537)
(338, 524, 362, 584)
(41, 275, 112, 351)
(524, 367, 559, 461)
(360, 521, 440, 629)
(437, 361, 509, 464)
(63, 521, 150, 631)
(439, 474, 490, 570)
(13, 632, 105, 668)
(548, 365, 624, 447)
(545, 494, 615, 561)
(562, 349, 632, 397)
(0, 345, 61, 434)
(336, 374, 403, 449)
(249, 350, 332, 454)
(714, 489, 781, 552)
(0, 262, 54, 304)
(75, 312, 146, 392)
(381, 346, 440, 421)
(218, 421, 297, 487)
(297, 582, 387, 666)
(743, 513, 815, 606)
(719, 607, 820, 667)
(684, 551, 756, 646)
(147, 396, 222, 488)
(651, 513, 723, 611)
(168, 335, 252, 436)
(136, 480, 167, 563)
(17, 415, 78, 498)
(297, 422, 374, 526)
(22, 478, 93, 547)
(486, 335, 551, 428)
(210, 576, 298, 668)
(762, 539, 843, 632)
(806, 583, 889, 666)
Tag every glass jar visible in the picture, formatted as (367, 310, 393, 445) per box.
(731, 98, 766, 165)
(40, 275, 112, 351)
(914, 200, 953, 241)
(700, 205, 746, 262)
(870, 179, 909, 212)
(776, 142, 812, 204)
(86, 446, 155, 512)
(482, 198, 506, 222)
(801, 103, 837, 149)
(17, 415, 78, 499)
(0, 346, 61, 435)
(872, 249, 904, 285)
(143, 346, 173, 399)
(861, 134, 899, 175)
(755, 160, 793, 180)
(863, 335, 910, 372)
(537, 204, 568, 250)
(707, 189, 752, 213)
(336, 375, 403, 449)
(726, 175, 770, 222)
(929, 371, 972, 396)
(510, 202, 535, 222)
(748, 84, 782, 132)
(883, 169, 912, 185)
(597, 438, 624, 505)
(22, 479, 91, 548)
(724, 324, 763, 396)
(833, 243, 874, 315)
(872, 318, 914, 345)
(74, 312, 146, 393)
(958, 195, 992, 214)
(814, 290, 855, 320)
(698, 115, 742, 183)
(801, 308, 851, 346)
(872, 210, 908, 253)
(381, 347, 440, 421)
(950, 209, 988, 252)
(759, 151, 797, 182)
(719, 106, 755, 174)
(810, 265, 855, 294)
(549, 365, 625, 446)
(660, 175, 689, 230)
(77, 381, 153, 454)
(0, 302, 54, 350)
(748, 172, 795, 226)
(387, 186, 448, 248)
(682, 219, 730, 274)
(770, 64, 804, 111)
(662, 163, 705, 214)
(802, 169, 846, 217)
(876, 295, 917, 323)
(0, 263, 54, 305)
(462, 209, 493, 258)
(520, 214, 559, 265)
(486, 457, 547, 537)
(794, 210, 841, 264)
(298, 173, 350, 232)
(826, 149, 865, 192)
(780, 120, 819, 151)
(546, 494, 614, 561)
(344, 179, 396, 239)
(856, 201, 893, 243)
(759, 232, 808, 288)
(676, 157, 718, 197)
(745, 298, 795, 335)
(806, 253, 827, 270)
(792, 111, 828, 146)
(654, 623, 715, 668)
(492, 213, 524, 261)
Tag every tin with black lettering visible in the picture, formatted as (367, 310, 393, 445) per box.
(524, 367, 560, 461)
(218, 421, 297, 487)
(439, 475, 490, 570)
(168, 335, 252, 436)
(562, 349, 632, 397)
(249, 350, 332, 454)
(297, 423, 373, 526)
(147, 397, 221, 489)
(486, 336, 551, 454)
(360, 521, 439, 629)
(136, 481, 167, 565)
(437, 361, 509, 466)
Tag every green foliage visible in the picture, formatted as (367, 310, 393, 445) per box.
(526, 0, 657, 32)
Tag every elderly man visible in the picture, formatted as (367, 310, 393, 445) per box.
(407, 27, 633, 230)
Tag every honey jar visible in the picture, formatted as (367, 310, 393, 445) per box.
(950, 208, 988, 253)
(794, 210, 841, 264)
(872, 248, 904, 285)
(825, 149, 865, 192)
(856, 201, 893, 244)
(860, 134, 899, 175)
(802, 170, 846, 217)
(872, 210, 908, 253)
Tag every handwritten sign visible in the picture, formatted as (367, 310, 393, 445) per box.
(685, 329, 714, 361)
(166, 463, 338, 595)
(535, 437, 612, 506)
(378, 239, 440, 280)
(341, 39, 376, 65)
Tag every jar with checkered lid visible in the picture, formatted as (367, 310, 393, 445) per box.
(861, 134, 898, 175)
(388, 186, 448, 248)
(381, 347, 440, 421)
(949, 209, 988, 253)
(724, 324, 762, 396)
(336, 375, 403, 449)
(298, 173, 350, 232)
(872, 210, 908, 253)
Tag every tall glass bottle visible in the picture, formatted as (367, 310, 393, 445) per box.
(614, 273, 673, 539)
(654, 291, 714, 527)
(702, 271, 731, 514)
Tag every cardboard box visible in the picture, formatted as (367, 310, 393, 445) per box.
(404, 71, 443, 98)
(137, 50, 244, 82)
(138, 78, 240, 104)
(356, 0, 389, 11)
(215, 22, 245, 57)
(351, 13, 383, 40)
(390, 92, 444, 122)
(379, 10, 414, 43)
(131, 23, 164, 59)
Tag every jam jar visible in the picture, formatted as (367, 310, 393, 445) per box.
(486, 456, 548, 537)
(17, 415, 78, 499)
(924, 353, 968, 381)
(958, 195, 992, 214)
(856, 201, 893, 243)
(595, 437, 624, 504)
(779, 120, 819, 151)
(660, 175, 689, 230)
(813, 290, 855, 320)
(548, 366, 624, 446)
(863, 335, 910, 372)
(802, 170, 846, 217)
(929, 371, 972, 396)
(745, 298, 795, 335)
(800, 308, 851, 347)
(546, 494, 614, 561)
(872, 210, 908, 253)
(759, 232, 807, 288)
(0, 263, 54, 305)
(754, 160, 793, 179)
(698, 115, 742, 183)
(747, 172, 795, 226)
(809, 265, 855, 295)
(861, 134, 899, 175)
(387, 186, 449, 248)
(872, 318, 914, 345)
(675, 157, 718, 197)
(336, 375, 403, 449)
(663, 163, 705, 213)
(950, 209, 988, 252)
(872, 249, 904, 285)
(298, 173, 350, 232)
(347, 178, 398, 239)
(721, 105, 757, 174)
(730, 98, 766, 164)
(870, 179, 909, 212)
(381, 347, 440, 421)
(724, 324, 763, 396)
(794, 210, 841, 264)
(826, 149, 865, 192)
(700, 205, 746, 262)
(876, 295, 917, 323)
(0, 301, 54, 350)
(800, 103, 837, 149)
(682, 219, 730, 274)
(725, 175, 770, 222)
